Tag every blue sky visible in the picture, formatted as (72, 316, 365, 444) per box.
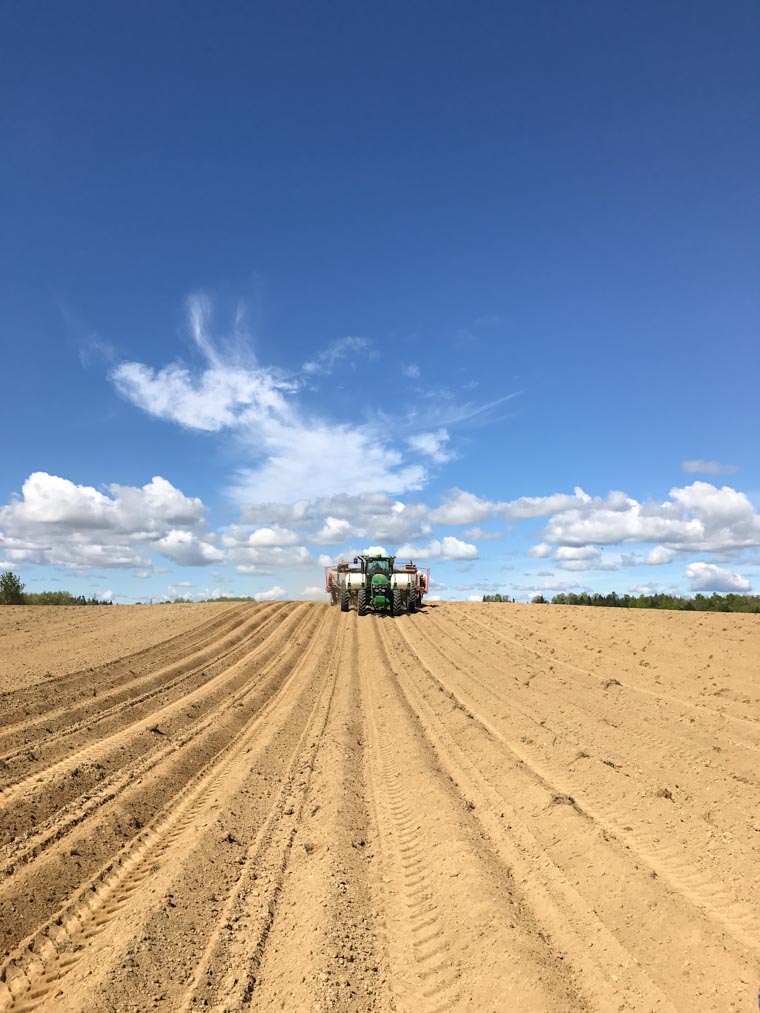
(2, 1, 759, 602)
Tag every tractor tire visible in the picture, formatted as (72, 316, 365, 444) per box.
(392, 589, 403, 616)
(340, 585, 350, 612)
(407, 593, 416, 613)
(357, 588, 368, 616)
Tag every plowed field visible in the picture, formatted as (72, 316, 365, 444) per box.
(1, 602, 758, 1012)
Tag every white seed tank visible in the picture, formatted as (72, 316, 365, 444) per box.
(390, 572, 414, 587)
(331, 569, 365, 588)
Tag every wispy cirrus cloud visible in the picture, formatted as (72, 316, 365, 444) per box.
(110, 293, 519, 508)
(302, 336, 374, 376)
(112, 294, 294, 433)
(406, 428, 453, 463)
(682, 459, 737, 475)
(402, 388, 522, 434)
(111, 294, 426, 503)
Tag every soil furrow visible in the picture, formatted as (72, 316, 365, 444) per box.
(0, 604, 248, 720)
(245, 613, 387, 1011)
(390, 613, 756, 1010)
(0, 605, 330, 1011)
(466, 607, 760, 735)
(0, 605, 320, 885)
(423, 608, 760, 814)
(0, 604, 313, 846)
(0, 603, 286, 781)
(363, 617, 585, 1012)
(413, 610, 760, 922)
(36, 607, 338, 1012)
(0, 606, 324, 959)
(1, 600, 757, 1012)
(177, 610, 346, 1011)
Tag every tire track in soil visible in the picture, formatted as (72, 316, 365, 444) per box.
(421, 607, 760, 838)
(384, 617, 678, 1012)
(0, 603, 312, 854)
(3, 603, 758, 1012)
(70, 606, 344, 1012)
(424, 608, 760, 916)
(405, 612, 760, 953)
(437, 608, 760, 783)
(461, 607, 760, 745)
(0, 603, 286, 786)
(0, 605, 323, 961)
(246, 613, 387, 1012)
(50, 599, 362, 1013)
(467, 604, 760, 719)
(0, 603, 249, 734)
(0, 604, 332, 1012)
(175, 609, 346, 1011)
(390, 613, 756, 1011)
(362, 617, 584, 1013)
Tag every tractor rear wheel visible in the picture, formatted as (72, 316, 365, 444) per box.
(357, 588, 368, 615)
(340, 585, 350, 612)
(392, 589, 403, 616)
(407, 593, 416, 613)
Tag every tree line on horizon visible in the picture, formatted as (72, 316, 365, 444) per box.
(0, 571, 112, 606)
(482, 590, 760, 613)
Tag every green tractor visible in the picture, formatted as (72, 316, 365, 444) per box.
(358, 554, 404, 616)
(326, 554, 428, 615)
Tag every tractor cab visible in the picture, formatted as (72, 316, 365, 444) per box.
(363, 555, 395, 580)
(360, 554, 395, 607)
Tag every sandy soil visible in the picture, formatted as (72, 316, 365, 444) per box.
(0, 601, 758, 1011)
(0, 603, 237, 694)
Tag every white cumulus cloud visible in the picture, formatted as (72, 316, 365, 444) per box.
(430, 489, 495, 525)
(155, 530, 225, 566)
(555, 545, 601, 561)
(0, 472, 207, 570)
(0, 472, 205, 533)
(232, 421, 426, 504)
(254, 585, 286, 601)
(685, 562, 751, 593)
(312, 516, 364, 544)
(646, 545, 677, 565)
(544, 482, 760, 553)
(462, 526, 503, 541)
(246, 526, 301, 547)
(430, 486, 595, 526)
(554, 545, 607, 571)
(527, 543, 552, 558)
(396, 536, 478, 561)
(503, 487, 594, 519)
(233, 545, 311, 573)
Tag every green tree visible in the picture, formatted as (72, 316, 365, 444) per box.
(0, 571, 26, 604)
